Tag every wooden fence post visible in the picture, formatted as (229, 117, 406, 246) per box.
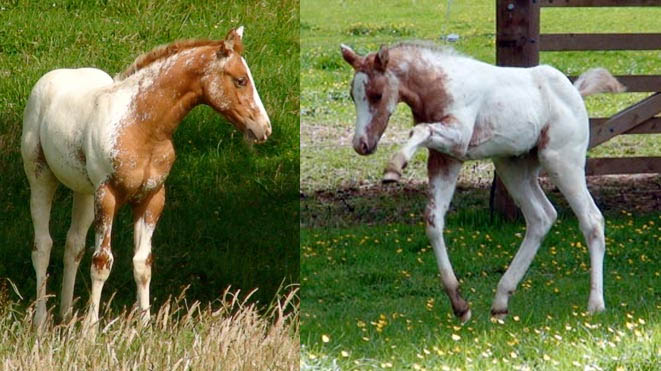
(492, 0, 540, 220)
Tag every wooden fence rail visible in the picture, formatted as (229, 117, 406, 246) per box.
(492, 0, 661, 219)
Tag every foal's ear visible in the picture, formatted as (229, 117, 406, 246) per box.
(219, 26, 245, 57)
(374, 45, 389, 72)
(340, 44, 362, 69)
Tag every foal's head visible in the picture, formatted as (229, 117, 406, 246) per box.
(201, 27, 271, 143)
(341, 44, 399, 155)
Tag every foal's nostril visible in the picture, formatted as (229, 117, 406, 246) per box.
(360, 140, 369, 154)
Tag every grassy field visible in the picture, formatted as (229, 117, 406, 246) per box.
(300, 0, 661, 192)
(301, 212, 660, 370)
(0, 284, 299, 369)
(301, 1, 661, 369)
(0, 0, 299, 359)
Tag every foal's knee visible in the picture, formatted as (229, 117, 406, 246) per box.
(32, 236, 53, 266)
(424, 203, 446, 237)
(64, 232, 85, 264)
(91, 249, 113, 281)
(582, 212, 605, 249)
(132, 253, 152, 283)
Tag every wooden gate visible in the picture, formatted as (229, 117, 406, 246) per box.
(492, 0, 661, 219)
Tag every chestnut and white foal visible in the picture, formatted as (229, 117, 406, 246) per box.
(22, 27, 271, 331)
(341, 42, 623, 321)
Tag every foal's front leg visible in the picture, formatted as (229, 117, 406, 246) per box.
(84, 183, 118, 331)
(384, 116, 471, 182)
(131, 186, 165, 324)
(425, 151, 469, 322)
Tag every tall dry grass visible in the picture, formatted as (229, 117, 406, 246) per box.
(0, 282, 299, 370)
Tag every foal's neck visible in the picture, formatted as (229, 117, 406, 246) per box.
(394, 51, 453, 123)
(121, 48, 209, 142)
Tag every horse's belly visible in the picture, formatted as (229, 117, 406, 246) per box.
(465, 138, 531, 159)
(465, 123, 539, 160)
(42, 138, 95, 194)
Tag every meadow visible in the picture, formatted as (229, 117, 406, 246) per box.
(301, 212, 659, 370)
(300, 0, 661, 191)
(300, 0, 660, 369)
(0, 0, 299, 366)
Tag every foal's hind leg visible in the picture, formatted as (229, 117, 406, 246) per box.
(60, 192, 94, 322)
(540, 151, 606, 313)
(490, 156, 557, 319)
(24, 164, 59, 331)
(131, 186, 165, 324)
(425, 151, 470, 322)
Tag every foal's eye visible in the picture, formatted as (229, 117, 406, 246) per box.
(370, 93, 382, 102)
(234, 77, 248, 87)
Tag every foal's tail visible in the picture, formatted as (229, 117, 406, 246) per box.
(573, 68, 625, 97)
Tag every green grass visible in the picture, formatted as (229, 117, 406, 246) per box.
(0, 0, 299, 314)
(300, 0, 661, 192)
(301, 212, 660, 370)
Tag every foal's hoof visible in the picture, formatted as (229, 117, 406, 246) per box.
(458, 308, 472, 323)
(383, 153, 407, 184)
(490, 308, 508, 321)
(587, 302, 606, 315)
(382, 170, 401, 184)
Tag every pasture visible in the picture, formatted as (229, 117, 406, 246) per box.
(0, 0, 298, 366)
(300, 0, 660, 369)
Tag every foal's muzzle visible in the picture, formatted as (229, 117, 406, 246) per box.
(353, 135, 376, 155)
(244, 118, 272, 143)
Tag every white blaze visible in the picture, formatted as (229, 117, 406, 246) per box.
(241, 57, 270, 125)
(352, 72, 372, 140)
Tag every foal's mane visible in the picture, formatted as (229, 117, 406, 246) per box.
(115, 39, 222, 81)
(387, 40, 461, 57)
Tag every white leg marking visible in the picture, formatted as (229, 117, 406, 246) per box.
(425, 152, 470, 322)
(541, 152, 606, 314)
(133, 217, 155, 322)
(491, 157, 557, 318)
(84, 188, 116, 332)
(60, 193, 94, 321)
(28, 174, 58, 331)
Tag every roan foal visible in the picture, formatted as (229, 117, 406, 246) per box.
(22, 27, 271, 332)
(341, 41, 623, 322)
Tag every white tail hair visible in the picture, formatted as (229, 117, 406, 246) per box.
(574, 68, 626, 97)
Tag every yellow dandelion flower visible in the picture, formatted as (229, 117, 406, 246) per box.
(321, 334, 330, 343)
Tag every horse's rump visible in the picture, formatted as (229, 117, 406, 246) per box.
(22, 68, 114, 193)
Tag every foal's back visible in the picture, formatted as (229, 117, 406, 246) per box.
(22, 68, 113, 193)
